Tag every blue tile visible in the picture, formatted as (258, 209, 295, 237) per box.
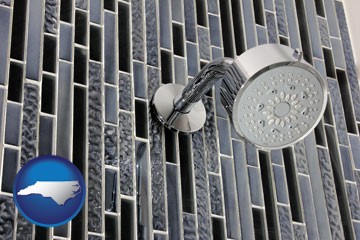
(330, 37, 346, 69)
(246, 142, 258, 166)
(283, 0, 301, 48)
(207, 0, 218, 14)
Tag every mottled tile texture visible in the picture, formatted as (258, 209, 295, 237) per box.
(88, 62, 103, 233)
(44, 0, 58, 34)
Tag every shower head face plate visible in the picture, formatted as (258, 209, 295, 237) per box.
(233, 65, 327, 149)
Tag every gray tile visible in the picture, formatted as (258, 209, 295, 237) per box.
(154, 234, 167, 240)
(59, 23, 73, 61)
(44, 0, 58, 34)
(104, 125, 118, 166)
(16, 215, 33, 240)
(149, 115, 167, 231)
(346, 183, 360, 221)
(328, 79, 349, 145)
(119, 111, 134, 196)
(203, 97, 219, 173)
(294, 141, 309, 175)
(221, 157, 241, 239)
(90, 0, 101, 24)
(242, 0, 257, 49)
(0, 0, 10, 5)
(171, 0, 183, 22)
(186, 42, 198, 77)
(283, 0, 301, 48)
(207, 0, 218, 14)
(278, 205, 294, 240)
(303, 0, 322, 59)
(133, 62, 147, 99)
(298, 175, 319, 240)
(183, 213, 197, 240)
(233, 140, 255, 239)
(323, 0, 340, 37)
(265, 12, 277, 44)
(273, 165, 289, 204)
(293, 224, 307, 240)
(248, 167, 264, 206)
(209, 15, 221, 47)
(147, 66, 160, 97)
(264, 0, 274, 11)
(166, 164, 181, 239)
(159, 0, 171, 49)
(26, 0, 43, 80)
(88, 62, 103, 233)
(105, 85, 117, 124)
(105, 169, 117, 212)
(145, 0, 159, 66)
(104, 12, 117, 84)
(198, 27, 210, 61)
(257, 25, 268, 45)
(318, 17, 330, 47)
(217, 117, 231, 156)
(132, 0, 145, 61)
(335, 1, 360, 122)
(174, 56, 187, 85)
(0, 196, 15, 239)
(192, 130, 212, 240)
(350, 135, 360, 170)
(56, 62, 72, 159)
(275, 0, 288, 36)
(317, 148, 345, 239)
(209, 174, 223, 216)
(246, 142, 258, 166)
(339, 146, 354, 181)
(271, 149, 283, 165)
(119, 73, 132, 111)
(20, 84, 39, 165)
(39, 116, 53, 155)
(184, 0, 196, 42)
(76, 0, 87, 10)
(1, 148, 18, 193)
(330, 37, 346, 69)
(0, 6, 10, 85)
(5, 102, 21, 146)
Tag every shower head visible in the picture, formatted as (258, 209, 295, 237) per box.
(151, 44, 328, 150)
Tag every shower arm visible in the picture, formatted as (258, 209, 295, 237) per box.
(167, 57, 234, 125)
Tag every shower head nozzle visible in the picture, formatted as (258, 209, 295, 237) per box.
(151, 44, 328, 150)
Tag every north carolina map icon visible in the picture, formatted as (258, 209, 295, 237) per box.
(17, 181, 81, 205)
(13, 155, 86, 227)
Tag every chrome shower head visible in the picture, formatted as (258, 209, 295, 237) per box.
(151, 44, 328, 150)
